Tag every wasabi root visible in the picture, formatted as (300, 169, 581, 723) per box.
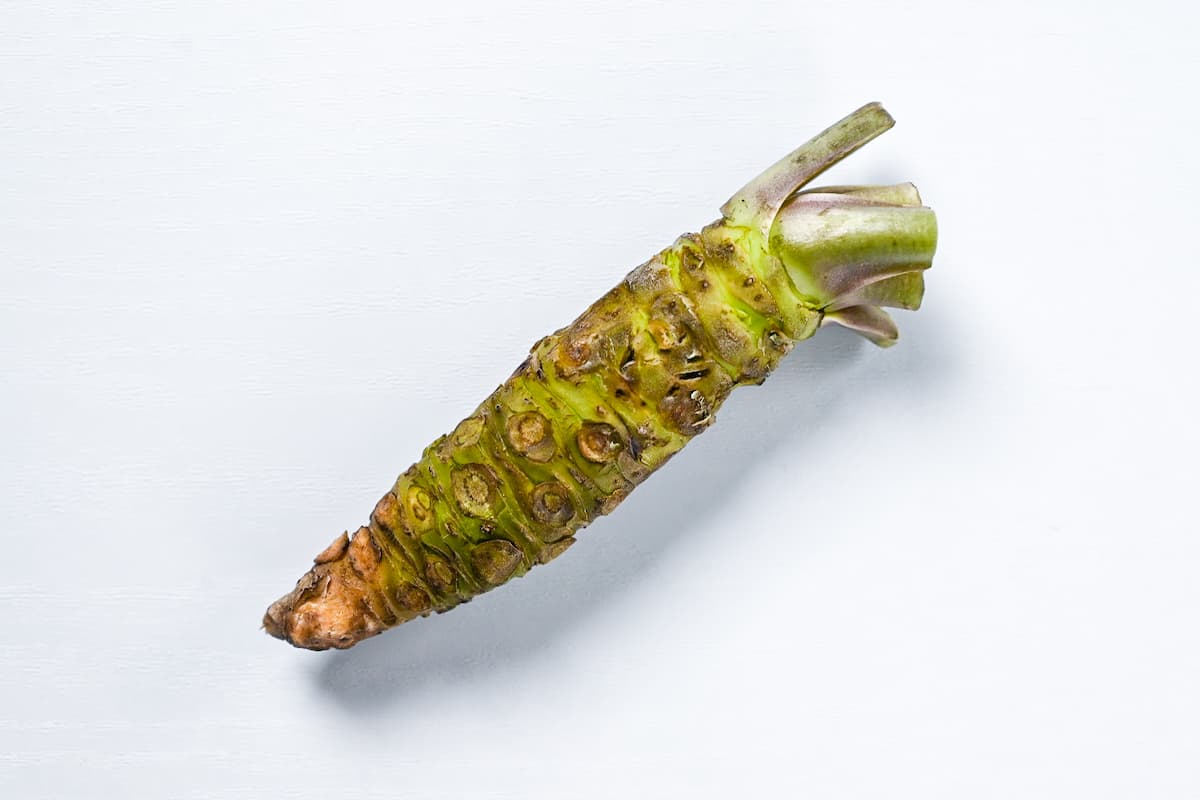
(263, 102, 938, 650)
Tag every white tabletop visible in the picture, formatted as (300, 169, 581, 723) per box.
(4, 1, 1197, 797)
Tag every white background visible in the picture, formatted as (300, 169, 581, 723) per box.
(3, 1, 1198, 797)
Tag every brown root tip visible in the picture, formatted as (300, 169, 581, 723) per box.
(262, 531, 389, 651)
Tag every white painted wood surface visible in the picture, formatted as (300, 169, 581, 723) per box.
(3, 1, 1198, 796)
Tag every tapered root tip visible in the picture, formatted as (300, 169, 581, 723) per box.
(262, 529, 390, 651)
(262, 599, 289, 641)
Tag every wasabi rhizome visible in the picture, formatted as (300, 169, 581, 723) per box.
(264, 102, 938, 650)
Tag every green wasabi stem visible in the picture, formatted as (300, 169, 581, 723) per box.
(263, 103, 939, 650)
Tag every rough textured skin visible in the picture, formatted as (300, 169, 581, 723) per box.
(264, 103, 938, 650)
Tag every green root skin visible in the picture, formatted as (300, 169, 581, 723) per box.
(263, 102, 938, 650)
